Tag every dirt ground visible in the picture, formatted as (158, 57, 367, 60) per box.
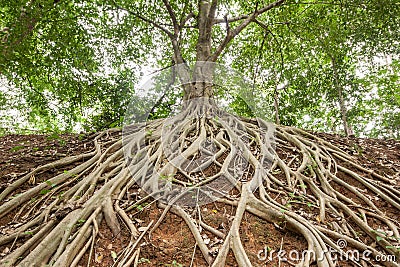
(0, 131, 399, 266)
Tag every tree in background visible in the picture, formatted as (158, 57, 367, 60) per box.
(230, 0, 399, 137)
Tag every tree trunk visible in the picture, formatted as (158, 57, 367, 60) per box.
(330, 56, 354, 137)
(274, 88, 280, 124)
(189, 61, 215, 99)
(184, 0, 217, 100)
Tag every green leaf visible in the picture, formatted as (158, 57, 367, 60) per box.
(45, 180, 56, 187)
(10, 145, 24, 152)
(40, 189, 51, 195)
(298, 184, 307, 189)
(111, 251, 117, 259)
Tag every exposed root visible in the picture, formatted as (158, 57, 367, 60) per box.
(0, 101, 399, 266)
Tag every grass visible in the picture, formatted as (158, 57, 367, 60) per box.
(10, 145, 24, 152)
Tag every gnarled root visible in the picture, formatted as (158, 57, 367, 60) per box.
(0, 102, 399, 266)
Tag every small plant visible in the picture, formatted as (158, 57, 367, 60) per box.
(76, 219, 86, 226)
(10, 145, 24, 152)
(63, 170, 77, 178)
(47, 133, 66, 146)
(59, 139, 66, 146)
(298, 183, 307, 189)
(45, 180, 56, 188)
(47, 133, 60, 141)
(352, 143, 363, 155)
(354, 231, 363, 237)
(146, 129, 153, 136)
(159, 174, 178, 182)
(371, 229, 387, 242)
(376, 236, 384, 241)
(132, 203, 148, 211)
(40, 189, 51, 195)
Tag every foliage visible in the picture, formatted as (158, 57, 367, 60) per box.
(0, 0, 399, 138)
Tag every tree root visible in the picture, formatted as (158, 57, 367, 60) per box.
(0, 103, 399, 266)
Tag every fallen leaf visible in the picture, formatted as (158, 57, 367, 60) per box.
(95, 253, 103, 263)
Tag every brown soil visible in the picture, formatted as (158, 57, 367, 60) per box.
(0, 131, 399, 266)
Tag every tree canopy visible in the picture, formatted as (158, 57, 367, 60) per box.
(0, 0, 399, 138)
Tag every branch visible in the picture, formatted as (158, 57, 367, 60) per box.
(206, 0, 218, 38)
(161, 0, 187, 65)
(215, 15, 290, 25)
(162, 0, 179, 35)
(111, 1, 188, 67)
(223, 14, 230, 34)
(111, 1, 173, 38)
(254, 19, 285, 84)
(209, 0, 218, 22)
(178, 1, 196, 29)
(210, 0, 285, 61)
(251, 29, 269, 90)
(179, 12, 195, 29)
(284, 1, 364, 8)
(149, 60, 176, 118)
